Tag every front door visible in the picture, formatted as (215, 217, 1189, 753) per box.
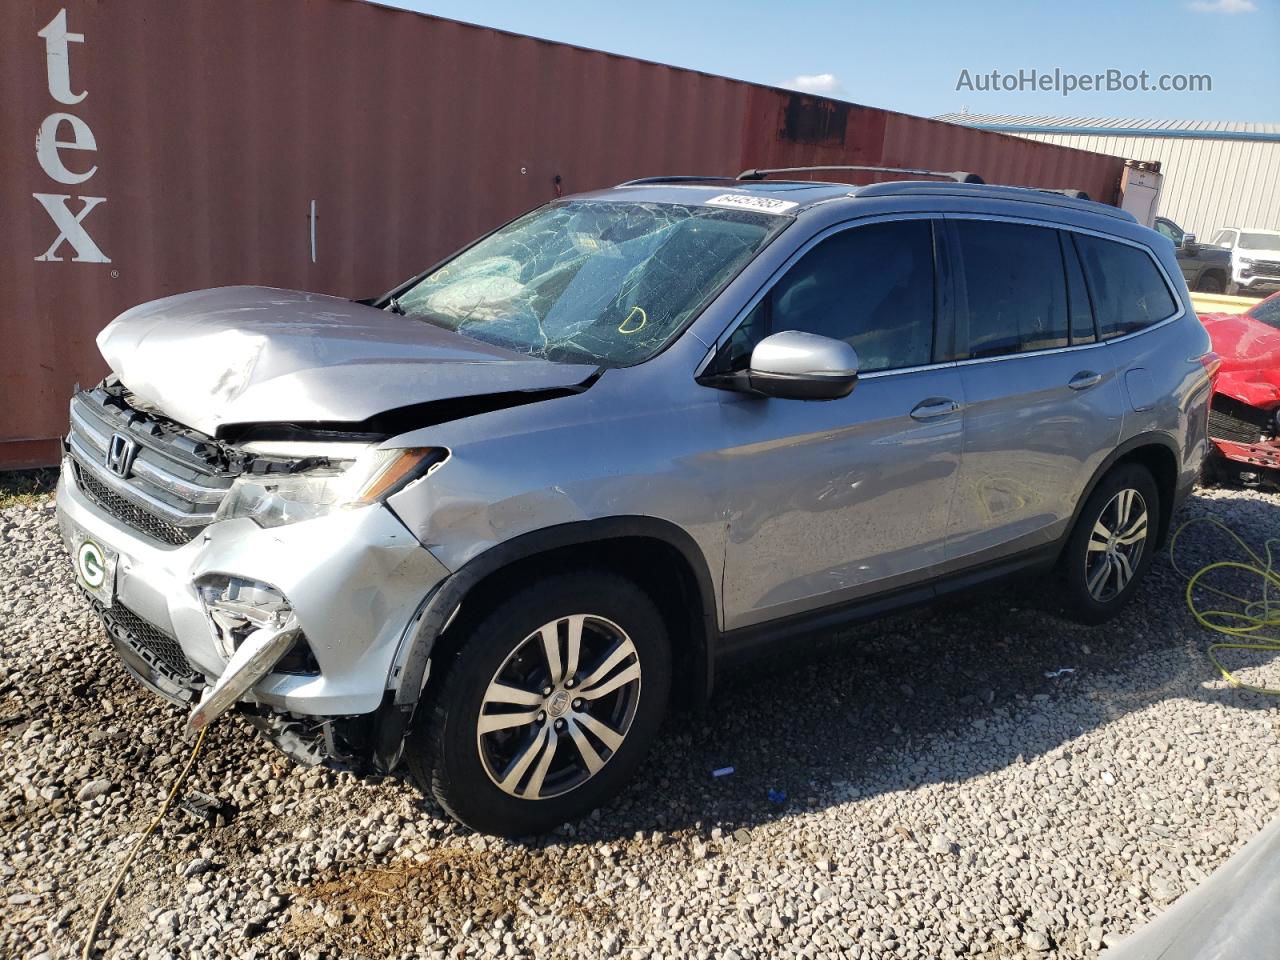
(1154, 218, 1194, 284)
(710, 217, 966, 630)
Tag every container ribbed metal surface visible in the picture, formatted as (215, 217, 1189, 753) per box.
(2, 0, 1129, 468)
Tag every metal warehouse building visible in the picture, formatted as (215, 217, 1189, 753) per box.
(935, 115, 1280, 238)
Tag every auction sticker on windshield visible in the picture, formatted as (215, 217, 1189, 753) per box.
(704, 194, 799, 215)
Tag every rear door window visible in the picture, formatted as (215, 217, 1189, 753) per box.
(954, 220, 1070, 357)
(1073, 234, 1178, 338)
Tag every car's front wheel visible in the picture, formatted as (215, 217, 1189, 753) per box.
(1196, 272, 1225, 294)
(406, 571, 671, 836)
(1057, 463, 1160, 625)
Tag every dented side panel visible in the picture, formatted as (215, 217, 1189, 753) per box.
(385, 347, 731, 610)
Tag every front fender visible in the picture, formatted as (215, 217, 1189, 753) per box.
(370, 516, 720, 770)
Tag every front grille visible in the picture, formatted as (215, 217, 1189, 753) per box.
(75, 462, 197, 546)
(67, 386, 232, 547)
(1209, 395, 1272, 445)
(99, 601, 201, 688)
(1249, 259, 1280, 277)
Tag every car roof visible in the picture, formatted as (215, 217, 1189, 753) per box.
(574, 178, 857, 210)
(571, 177, 1136, 222)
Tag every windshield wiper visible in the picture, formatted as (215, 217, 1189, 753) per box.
(386, 296, 406, 316)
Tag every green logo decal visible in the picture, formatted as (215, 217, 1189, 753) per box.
(77, 540, 106, 588)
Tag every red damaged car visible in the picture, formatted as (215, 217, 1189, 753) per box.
(1199, 292, 1280, 485)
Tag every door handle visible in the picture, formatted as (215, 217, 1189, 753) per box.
(1068, 371, 1103, 390)
(909, 397, 961, 421)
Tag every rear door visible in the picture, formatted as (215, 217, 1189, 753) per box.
(710, 216, 966, 630)
(944, 218, 1124, 565)
(1073, 230, 1187, 452)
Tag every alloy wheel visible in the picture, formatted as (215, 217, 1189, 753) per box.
(1084, 488, 1149, 603)
(476, 614, 642, 800)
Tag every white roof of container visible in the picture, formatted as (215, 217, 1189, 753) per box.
(934, 114, 1280, 140)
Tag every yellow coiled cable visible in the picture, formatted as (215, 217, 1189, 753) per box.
(1170, 515, 1280, 695)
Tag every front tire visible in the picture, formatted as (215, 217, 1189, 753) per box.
(406, 571, 671, 836)
(1196, 272, 1225, 294)
(1056, 463, 1160, 625)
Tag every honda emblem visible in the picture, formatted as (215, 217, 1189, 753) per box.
(105, 432, 137, 478)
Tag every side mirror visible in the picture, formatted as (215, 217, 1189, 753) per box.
(748, 331, 858, 400)
(1183, 232, 1198, 249)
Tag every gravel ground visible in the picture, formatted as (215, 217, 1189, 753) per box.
(2, 484, 1278, 960)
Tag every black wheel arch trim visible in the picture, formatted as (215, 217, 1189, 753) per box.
(373, 516, 719, 771)
(1062, 431, 1183, 553)
(393, 516, 719, 707)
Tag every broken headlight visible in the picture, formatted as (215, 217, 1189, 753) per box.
(196, 575, 316, 672)
(216, 447, 447, 529)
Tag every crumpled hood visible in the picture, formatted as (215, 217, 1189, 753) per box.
(97, 286, 597, 436)
(1201, 310, 1280, 410)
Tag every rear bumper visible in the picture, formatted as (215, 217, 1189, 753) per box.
(56, 456, 449, 716)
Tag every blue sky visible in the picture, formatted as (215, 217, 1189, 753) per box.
(379, 0, 1278, 123)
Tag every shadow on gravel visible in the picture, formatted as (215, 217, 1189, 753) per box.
(541, 489, 1280, 845)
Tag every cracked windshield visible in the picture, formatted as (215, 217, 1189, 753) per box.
(390, 200, 786, 365)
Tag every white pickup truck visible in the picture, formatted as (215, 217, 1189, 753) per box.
(1210, 227, 1280, 297)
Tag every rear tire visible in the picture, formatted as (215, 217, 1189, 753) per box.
(1056, 463, 1160, 625)
(405, 571, 671, 836)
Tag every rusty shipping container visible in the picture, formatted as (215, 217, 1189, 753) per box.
(0, 0, 1129, 469)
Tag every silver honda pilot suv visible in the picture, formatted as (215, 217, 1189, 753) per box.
(56, 169, 1216, 834)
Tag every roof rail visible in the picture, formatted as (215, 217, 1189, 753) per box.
(1038, 188, 1092, 201)
(618, 175, 735, 186)
(853, 181, 1135, 221)
(737, 165, 985, 184)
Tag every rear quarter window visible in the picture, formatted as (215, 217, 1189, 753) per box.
(1073, 234, 1178, 339)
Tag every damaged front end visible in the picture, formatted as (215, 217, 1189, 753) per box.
(58, 378, 457, 770)
(187, 578, 304, 736)
(58, 271, 609, 773)
(1207, 383, 1280, 484)
(1200, 300, 1280, 487)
